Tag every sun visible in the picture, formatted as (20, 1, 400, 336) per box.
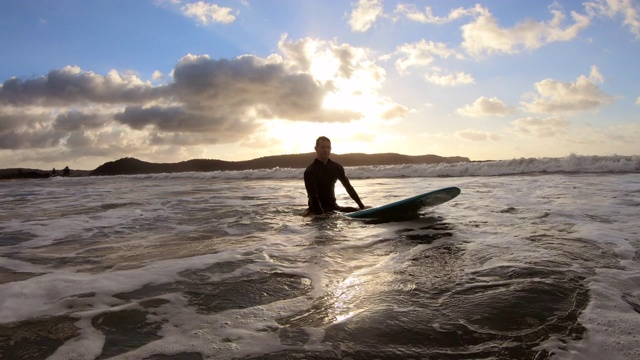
(255, 36, 405, 157)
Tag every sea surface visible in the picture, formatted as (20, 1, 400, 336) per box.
(1, 154, 639, 360)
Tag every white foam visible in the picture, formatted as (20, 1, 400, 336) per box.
(0, 249, 254, 323)
(1, 165, 639, 359)
(544, 269, 640, 360)
(48, 316, 105, 360)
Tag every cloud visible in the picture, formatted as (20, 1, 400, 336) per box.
(278, 35, 384, 83)
(457, 96, 514, 117)
(0, 36, 403, 164)
(396, 3, 592, 58)
(180, 1, 236, 25)
(460, 4, 591, 58)
(53, 111, 110, 132)
(0, 53, 352, 141)
(278, 35, 403, 120)
(170, 54, 335, 121)
(152, 70, 164, 81)
(455, 129, 502, 141)
(511, 117, 571, 137)
(391, 39, 462, 74)
(0, 55, 337, 148)
(0, 66, 156, 106)
(424, 70, 475, 86)
(394, 3, 484, 24)
(636, 96, 640, 105)
(0, 109, 67, 149)
(585, 0, 640, 39)
(0, 129, 66, 150)
(349, 0, 384, 32)
(114, 105, 251, 134)
(520, 65, 615, 114)
(381, 103, 409, 120)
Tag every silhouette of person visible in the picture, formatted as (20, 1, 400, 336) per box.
(303, 136, 365, 216)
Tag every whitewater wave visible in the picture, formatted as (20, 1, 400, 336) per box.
(95, 154, 639, 180)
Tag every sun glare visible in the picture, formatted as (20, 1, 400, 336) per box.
(309, 51, 340, 82)
(262, 119, 373, 155)
(257, 37, 400, 157)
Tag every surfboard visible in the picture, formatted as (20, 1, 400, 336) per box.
(346, 186, 461, 220)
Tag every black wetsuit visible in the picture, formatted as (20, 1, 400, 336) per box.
(304, 158, 364, 215)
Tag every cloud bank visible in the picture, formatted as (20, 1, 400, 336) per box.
(0, 36, 400, 166)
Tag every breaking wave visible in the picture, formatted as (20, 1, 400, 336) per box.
(108, 154, 639, 180)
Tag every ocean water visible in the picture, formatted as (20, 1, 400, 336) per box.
(1, 155, 639, 360)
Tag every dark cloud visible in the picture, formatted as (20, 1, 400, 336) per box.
(114, 105, 254, 134)
(0, 113, 30, 132)
(115, 106, 193, 131)
(170, 54, 332, 121)
(53, 111, 109, 131)
(0, 112, 66, 149)
(64, 132, 96, 149)
(0, 66, 157, 106)
(0, 128, 66, 149)
(0, 49, 367, 163)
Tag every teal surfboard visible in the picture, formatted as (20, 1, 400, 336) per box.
(346, 186, 461, 220)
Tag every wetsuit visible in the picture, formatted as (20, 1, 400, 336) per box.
(304, 158, 364, 215)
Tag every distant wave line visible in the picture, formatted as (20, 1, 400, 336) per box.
(102, 154, 640, 180)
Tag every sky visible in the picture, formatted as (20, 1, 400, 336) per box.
(0, 0, 639, 170)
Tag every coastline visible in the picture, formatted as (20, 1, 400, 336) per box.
(0, 152, 470, 179)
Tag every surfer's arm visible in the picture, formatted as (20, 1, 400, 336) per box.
(345, 184, 365, 209)
(338, 170, 365, 209)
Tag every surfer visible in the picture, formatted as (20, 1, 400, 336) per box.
(303, 136, 366, 216)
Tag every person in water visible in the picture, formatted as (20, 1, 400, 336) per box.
(304, 136, 366, 216)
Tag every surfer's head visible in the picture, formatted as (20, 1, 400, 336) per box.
(315, 136, 331, 163)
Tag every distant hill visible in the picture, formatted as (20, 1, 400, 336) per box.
(90, 153, 470, 176)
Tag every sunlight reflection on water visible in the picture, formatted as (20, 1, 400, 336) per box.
(1, 174, 639, 359)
